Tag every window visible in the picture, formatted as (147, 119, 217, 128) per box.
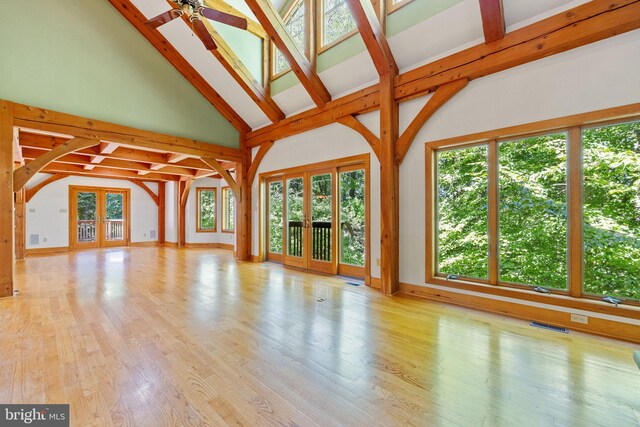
(583, 121, 640, 300)
(339, 169, 366, 266)
(387, 0, 416, 14)
(320, 0, 357, 49)
(436, 145, 489, 279)
(273, 0, 306, 77)
(268, 180, 284, 254)
(428, 111, 640, 305)
(222, 187, 235, 233)
(196, 187, 216, 232)
(499, 133, 568, 289)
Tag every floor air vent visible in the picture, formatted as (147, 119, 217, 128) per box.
(530, 321, 568, 334)
(346, 281, 361, 287)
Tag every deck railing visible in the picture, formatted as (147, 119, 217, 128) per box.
(77, 220, 97, 242)
(287, 221, 332, 261)
(106, 220, 124, 241)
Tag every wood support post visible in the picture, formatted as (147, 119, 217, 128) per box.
(158, 181, 166, 244)
(14, 166, 25, 261)
(177, 180, 192, 247)
(236, 143, 252, 261)
(1, 101, 14, 298)
(379, 72, 399, 294)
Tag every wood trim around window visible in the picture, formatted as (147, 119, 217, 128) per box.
(271, 0, 311, 80)
(425, 103, 640, 320)
(196, 187, 217, 233)
(387, 0, 415, 15)
(221, 186, 235, 234)
(316, 0, 359, 54)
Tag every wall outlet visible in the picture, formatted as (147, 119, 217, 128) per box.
(376, 258, 381, 267)
(143, 233, 147, 237)
(59, 208, 67, 213)
(29, 208, 36, 213)
(43, 237, 47, 243)
(570, 313, 588, 324)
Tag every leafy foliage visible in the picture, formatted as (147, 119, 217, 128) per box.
(269, 181, 284, 254)
(499, 134, 567, 289)
(224, 189, 235, 231)
(198, 189, 216, 231)
(583, 122, 640, 299)
(274, 1, 306, 75)
(105, 193, 123, 220)
(437, 146, 489, 279)
(340, 170, 365, 266)
(312, 174, 333, 260)
(77, 192, 97, 220)
(435, 122, 639, 300)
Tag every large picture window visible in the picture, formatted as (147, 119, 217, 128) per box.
(498, 133, 568, 289)
(428, 112, 640, 306)
(222, 187, 235, 233)
(436, 145, 489, 279)
(196, 187, 216, 233)
(583, 122, 640, 300)
(320, 0, 357, 49)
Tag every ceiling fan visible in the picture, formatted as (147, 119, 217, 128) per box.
(144, 0, 248, 51)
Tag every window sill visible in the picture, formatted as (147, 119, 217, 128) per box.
(318, 29, 359, 55)
(426, 276, 640, 320)
(196, 229, 216, 233)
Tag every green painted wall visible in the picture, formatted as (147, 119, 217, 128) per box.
(271, 0, 463, 95)
(0, 0, 239, 147)
(216, 0, 264, 83)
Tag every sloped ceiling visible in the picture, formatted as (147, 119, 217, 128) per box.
(125, 0, 585, 130)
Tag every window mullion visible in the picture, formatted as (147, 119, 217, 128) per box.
(488, 140, 499, 285)
(567, 127, 584, 298)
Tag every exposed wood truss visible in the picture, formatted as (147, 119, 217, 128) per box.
(337, 115, 380, 160)
(107, 0, 250, 132)
(0, 100, 14, 298)
(245, 0, 331, 107)
(127, 180, 159, 205)
(246, 0, 640, 146)
(247, 141, 274, 185)
(25, 173, 70, 203)
(395, 78, 468, 164)
(479, 0, 505, 43)
(201, 157, 240, 198)
(14, 137, 100, 192)
(345, 0, 397, 76)
(201, 19, 285, 122)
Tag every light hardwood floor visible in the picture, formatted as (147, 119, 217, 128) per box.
(2, 247, 639, 426)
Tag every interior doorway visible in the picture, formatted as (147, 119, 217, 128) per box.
(263, 155, 369, 279)
(69, 186, 130, 249)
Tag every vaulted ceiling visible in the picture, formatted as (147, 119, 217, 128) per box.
(110, 0, 587, 132)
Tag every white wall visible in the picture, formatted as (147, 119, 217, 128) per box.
(165, 181, 178, 243)
(251, 29, 640, 287)
(25, 174, 159, 249)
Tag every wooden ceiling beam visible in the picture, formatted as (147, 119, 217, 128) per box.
(127, 180, 159, 205)
(201, 157, 240, 197)
(25, 173, 70, 203)
(107, 0, 250, 133)
(40, 162, 177, 181)
(345, 0, 397, 76)
(21, 148, 197, 177)
(395, 78, 468, 164)
(479, 0, 505, 43)
(201, 19, 285, 122)
(246, 0, 640, 146)
(245, 0, 331, 107)
(337, 115, 380, 160)
(14, 137, 100, 192)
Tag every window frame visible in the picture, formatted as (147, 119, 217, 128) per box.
(196, 187, 217, 233)
(221, 187, 235, 234)
(387, 0, 416, 15)
(317, 0, 359, 53)
(425, 105, 640, 315)
(271, 0, 311, 80)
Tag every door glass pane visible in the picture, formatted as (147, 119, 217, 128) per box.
(436, 146, 489, 279)
(77, 192, 97, 243)
(286, 177, 304, 258)
(583, 121, 640, 300)
(268, 181, 283, 254)
(105, 192, 124, 241)
(339, 170, 365, 266)
(311, 174, 332, 262)
(499, 133, 568, 289)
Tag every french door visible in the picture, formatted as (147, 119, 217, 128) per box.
(70, 186, 130, 249)
(265, 158, 367, 278)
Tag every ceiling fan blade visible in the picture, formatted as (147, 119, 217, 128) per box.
(191, 19, 218, 51)
(144, 9, 182, 29)
(199, 8, 248, 31)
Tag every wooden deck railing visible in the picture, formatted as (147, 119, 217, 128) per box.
(288, 221, 332, 261)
